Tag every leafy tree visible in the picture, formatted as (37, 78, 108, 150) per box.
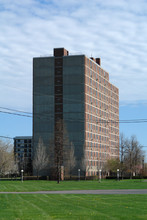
(105, 158, 120, 173)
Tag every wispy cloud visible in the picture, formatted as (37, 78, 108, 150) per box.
(0, 0, 147, 111)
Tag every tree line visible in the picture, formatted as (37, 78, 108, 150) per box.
(105, 133, 145, 178)
(0, 131, 146, 180)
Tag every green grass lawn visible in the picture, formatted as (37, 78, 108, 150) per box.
(0, 180, 147, 219)
(0, 194, 147, 220)
(0, 179, 147, 192)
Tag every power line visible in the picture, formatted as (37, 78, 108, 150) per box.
(0, 135, 13, 140)
(1, 135, 147, 149)
(0, 108, 147, 124)
(0, 107, 32, 115)
(0, 110, 32, 118)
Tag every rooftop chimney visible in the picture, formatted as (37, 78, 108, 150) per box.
(54, 48, 69, 57)
(96, 58, 101, 66)
(90, 57, 96, 62)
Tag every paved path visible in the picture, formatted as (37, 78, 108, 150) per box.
(0, 189, 147, 194)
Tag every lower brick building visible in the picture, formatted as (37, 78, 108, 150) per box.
(14, 136, 32, 174)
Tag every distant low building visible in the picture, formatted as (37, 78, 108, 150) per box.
(14, 136, 32, 175)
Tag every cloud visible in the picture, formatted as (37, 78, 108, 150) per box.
(0, 0, 147, 111)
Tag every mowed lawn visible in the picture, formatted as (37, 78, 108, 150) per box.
(0, 180, 147, 219)
(0, 179, 147, 192)
(0, 194, 147, 220)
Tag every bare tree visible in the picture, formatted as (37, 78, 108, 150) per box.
(119, 134, 145, 178)
(104, 134, 145, 179)
(124, 135, 144, 178)
(81, 144, 90, 180)
(119, 133, 127, 179)
(54, 119, 64, 183)
(0, 139, 18, 177)
(7, 152, 19, 176)
(53, 119, 77, 183)
(33, 138, 49, 179)
(64, 142, 76, 179)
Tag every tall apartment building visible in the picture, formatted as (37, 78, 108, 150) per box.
(33, 48, 119, 177)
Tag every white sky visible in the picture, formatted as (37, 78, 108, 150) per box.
(0, 0, 147, 111)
